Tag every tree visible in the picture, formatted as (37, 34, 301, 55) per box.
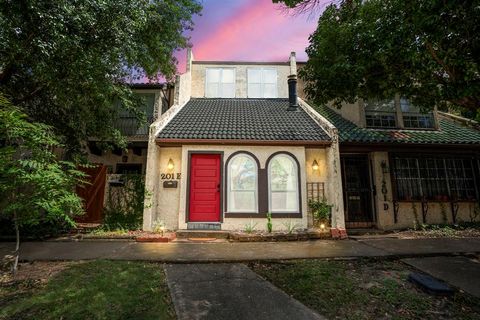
(275, 0, 480, 114)
(0, 0, 201, 157)
(0, 94, 85, 274)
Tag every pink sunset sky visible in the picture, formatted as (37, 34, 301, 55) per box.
(175, 0, 326, 73)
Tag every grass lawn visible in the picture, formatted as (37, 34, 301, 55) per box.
(0, 260, 175, 320)
(250, 259, 480, 320)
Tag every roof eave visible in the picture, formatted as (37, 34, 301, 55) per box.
(156, 138, 331, 147)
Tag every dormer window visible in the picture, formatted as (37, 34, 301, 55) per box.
(205, 68, 235, 98)
(364, 99, 397, 128)
(400, 98, 435, 129)
(247, 68, 278, 98)
(364, 97, 436, 130)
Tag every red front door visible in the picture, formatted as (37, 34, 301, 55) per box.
(189, 154, 221, 222)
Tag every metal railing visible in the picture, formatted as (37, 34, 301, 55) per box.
(114, 116, 155, 137)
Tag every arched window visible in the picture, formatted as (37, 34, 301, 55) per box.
(268, 154, 299, 213)
(227, 154, 258, 213)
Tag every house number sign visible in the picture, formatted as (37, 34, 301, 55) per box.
(161, 173, 181, 180)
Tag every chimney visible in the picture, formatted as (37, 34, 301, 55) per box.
(287, 74, 299, 111)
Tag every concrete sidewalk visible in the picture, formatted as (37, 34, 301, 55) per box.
(165, 263, 325, 320)
(403, 256, 480, 298)
(1, 237, 479, 262)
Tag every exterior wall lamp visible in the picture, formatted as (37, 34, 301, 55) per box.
(312, 160, 319, 171)
(167, 158, 174, 171)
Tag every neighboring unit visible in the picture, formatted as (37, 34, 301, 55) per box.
(87, 83, 174, 174)
(311, 94, 480, 230)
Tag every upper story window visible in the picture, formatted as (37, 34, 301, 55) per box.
(400, 98, 435, 129)
(205, 68, 235, 98)
(115, 92, 156, 136)
(364, 99, 397, 128)
(364, 97, 436, 130)
(247, 68, 278, 98)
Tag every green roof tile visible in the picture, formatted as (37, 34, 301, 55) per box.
(313, 104, 480, 145)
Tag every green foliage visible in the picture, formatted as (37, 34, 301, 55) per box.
(252, 259, 480, 319)
(282, 220, 299, 234)
(152, 220, 166, 234)
(266, 212, 273, 233)
(102, 174, 146, 231)
(0, 94, 84, 231)
(0, 260, 175, 319)
(299, 0, 480, 114)
(0, 0, 202, 156)
(308, 199, 331, 226)
(244, 220, 258, 234)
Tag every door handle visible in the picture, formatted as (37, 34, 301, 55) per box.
(217, 183, 220, 192)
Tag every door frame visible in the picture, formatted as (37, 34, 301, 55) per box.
(340, 153, 377, 228)
(185, 151, 224, 223)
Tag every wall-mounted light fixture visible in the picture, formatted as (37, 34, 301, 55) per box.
(167, 158, 174, 170)
(312, 160, 319, 171)
(381, 160, 389, 174)
(122, 155, 128, 163)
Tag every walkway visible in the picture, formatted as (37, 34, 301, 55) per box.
(403, 256, 480, 298)
(164, 263, 325, 320)
(0, 238, 479, 261)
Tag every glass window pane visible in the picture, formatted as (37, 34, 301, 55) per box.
(221, 69, 235, 84)
(269, 155, 299, 212)
(228, 154, 257, 212)
(230, 155, 256, 191)
(271, 192, 298, 212)
(206, 68, 220, 83)
(263, 69, 277, 84)
(263, 84, 277, 98)
(248, 68, 262, 83)
(206, 83, 219, 98)
(365, 99, 395, 112)
(221, 83, 235, 98)
(270, 155, 297, 191)
(230, 191, 256, 212)
(248, 84, 262, 98)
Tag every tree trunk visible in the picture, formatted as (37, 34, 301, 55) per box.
(13, 211, 20, 277)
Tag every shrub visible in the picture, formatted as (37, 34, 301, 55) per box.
(102, 174, 146, 231)
(308, 199, 332, 227)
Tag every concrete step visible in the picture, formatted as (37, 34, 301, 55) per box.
(176, 230, 230, 239)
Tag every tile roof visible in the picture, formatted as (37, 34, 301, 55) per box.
(157, 98, 331, 143)
(313, 104, 480, 145)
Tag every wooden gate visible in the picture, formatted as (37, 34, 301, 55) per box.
(75, 164, 107, 223)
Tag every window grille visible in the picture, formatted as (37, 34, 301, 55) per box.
(403, 114, 434, 129)
(365, 113, 397, 128)
(392, 154, 479, 201)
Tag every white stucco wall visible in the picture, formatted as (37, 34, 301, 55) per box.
(190, 63, 292, 99)
(177, 145, 309, 231)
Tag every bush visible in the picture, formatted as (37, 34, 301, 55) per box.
(102, 174, 146, 231)
(308, 199, 332, 227)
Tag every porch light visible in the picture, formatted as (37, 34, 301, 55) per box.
(320, 223, 326, 230)
(312, 160, 319, 171)
(167, 158, 174, 170)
